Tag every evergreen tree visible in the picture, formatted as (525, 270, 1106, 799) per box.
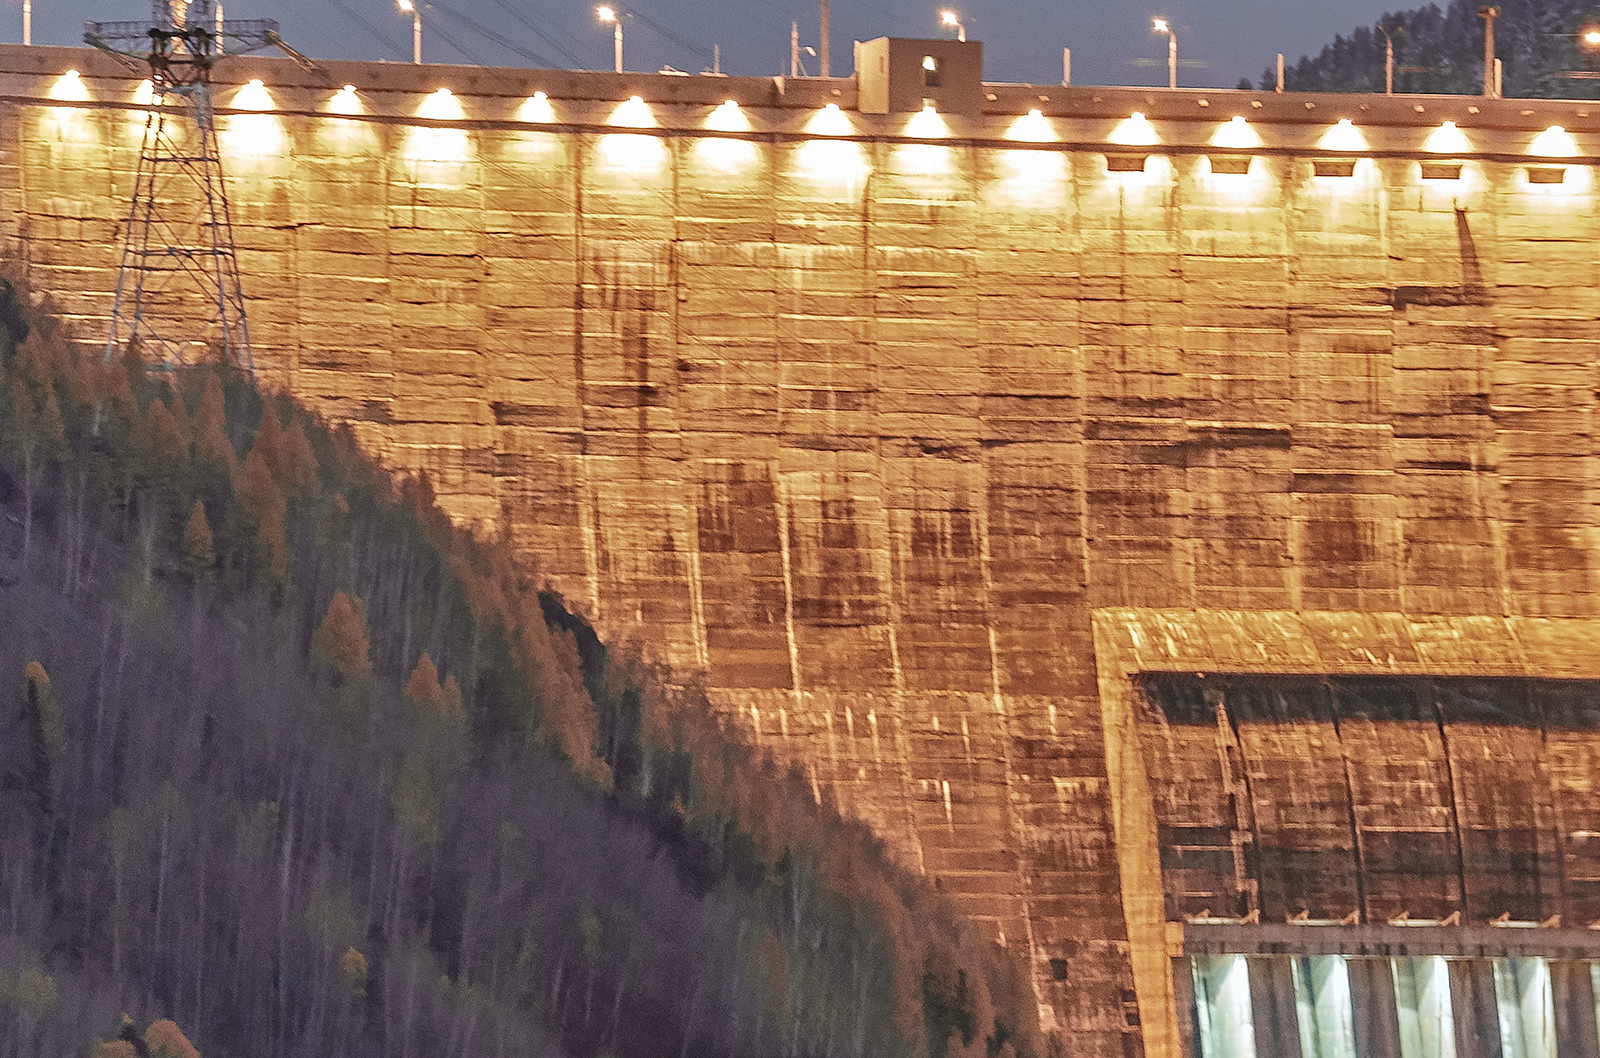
(180, 500, 215, 580)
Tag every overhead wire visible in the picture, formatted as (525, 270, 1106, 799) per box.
(627, 9, 714, 70)
(484, 0, 587, 68)
(319, 0, 408, 57)
(426, 0, 558, 67)
(418, 11, 484, 65)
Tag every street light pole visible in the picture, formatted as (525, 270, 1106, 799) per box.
(940, 10, 965, 42)
(1478, 5, 1499, 98)
(1379, 25, 1394, 94)
(597, 6, 623, 72)
(819, 0, 829, 76)
(1153, 18, 1176, 89)
(397, 0, 420, 63)
(22, 0, 29, 45)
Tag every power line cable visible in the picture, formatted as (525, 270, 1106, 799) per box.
(627, 9, 713, 68)
(423, 14, 484, 65)
(320, 0, 408, 57)
(484, 0, 586, 68)
(427, 0, 557, 67)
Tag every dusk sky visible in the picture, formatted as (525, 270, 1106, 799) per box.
(31, 0, 1402, 89)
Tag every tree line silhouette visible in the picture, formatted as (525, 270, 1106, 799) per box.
(1253, 0, 1600, 97)
(0, 265, 1041, 1058)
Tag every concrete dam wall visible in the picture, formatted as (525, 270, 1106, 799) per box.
(6, 41, 1600, 1056)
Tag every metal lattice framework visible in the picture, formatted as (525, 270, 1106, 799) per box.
(86, 1, 312, 370)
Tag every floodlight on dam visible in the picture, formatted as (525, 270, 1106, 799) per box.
(518, 91, 555, 123)
(1110, 112, 1159, 146)
(329, 85, 363, 115)
(419, 86, 463, 120)
(610, 94, 656, 128)
(1002, 110, 1066, 189)
(49, 70, 91, 102)
(1211, 115, 1261, 150)
(1318, 118, 1368, 152)
(905, 103, 948, 138)
(797, 103, 867, 181)
(601, 96, 665, 169)
(409, 87, 470, 163)
(707, 99, 749, 132)
(1526, 124, 1580, 189)
(697, 99, 757, 173)
(232, 77, 273, 110)
(1424, 119, 1471, 154)
(1008, 108, 1055, 142)
(1205, 116, 1261, 178)
(806, 101, 853, 137)
(225, 77, 285, 156)
(47, 69, 93, 141)
(1529, 124, 1578, 156)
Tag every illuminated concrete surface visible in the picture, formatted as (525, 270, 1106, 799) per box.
(6, 43, 1600, 1055)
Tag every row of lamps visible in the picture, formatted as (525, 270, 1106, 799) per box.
(50, 65, 1589, 171)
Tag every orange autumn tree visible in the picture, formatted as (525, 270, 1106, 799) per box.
(311, 592, 372, 680)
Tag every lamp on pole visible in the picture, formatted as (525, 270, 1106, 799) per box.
(940, 10, 964, 42)
(397, 0, 420, 63)
(1478, 5, 1499, 98)
(597, 5, 623, 72)
(1153, 17, 1176, 89)
(1378, 24, 1396, 94)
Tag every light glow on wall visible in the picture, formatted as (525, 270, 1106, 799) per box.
(1008, 108, 1055, 142)
(48, 70, 92, 140)
(1424, 119, 1470, 154)
(695, 101, 757, 173)
(1110, 112, 1159, 146)
(408, 88, 471, 164)
(707, 99, 748, 132)
(225, 79, 284, 157)
(795, 103, 867, 182)
(1000, 110, 1064, 191)
(420, 87, 464, 121)
(518, 91, 555, 123)
(134, 78, 157, 107)
(232, 78, 275, 111)
(329, 84, 363, 115)
(1318, 118, 1367, 152)
(805, 102, 854, 137)
(600, 96, 666, 170)
(1529, 124, 1578, 157)
(320, 85, 377, 152)
(905, 104, 948, 139)
(610, 94, 656, 128)
(1211, 115, 1261, 150)
(49, 70, 90, 102)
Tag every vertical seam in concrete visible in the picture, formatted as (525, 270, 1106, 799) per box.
(1092, 613, 1181, 1058)
(774, 470, 805, 719)
(571, 134, 601, 620)
(975, 480, 1047, 1019)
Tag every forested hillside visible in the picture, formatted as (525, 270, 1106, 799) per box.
(1254, 0, 1600, 97)
(0, 266, 1038, 1058)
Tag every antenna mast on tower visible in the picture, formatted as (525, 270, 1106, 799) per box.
(85, 0, 311, 371)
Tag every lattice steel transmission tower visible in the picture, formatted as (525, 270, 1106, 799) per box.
(86, 0, 311, 371)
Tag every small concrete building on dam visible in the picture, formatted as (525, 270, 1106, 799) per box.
(6, 31, 1600, 1057)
